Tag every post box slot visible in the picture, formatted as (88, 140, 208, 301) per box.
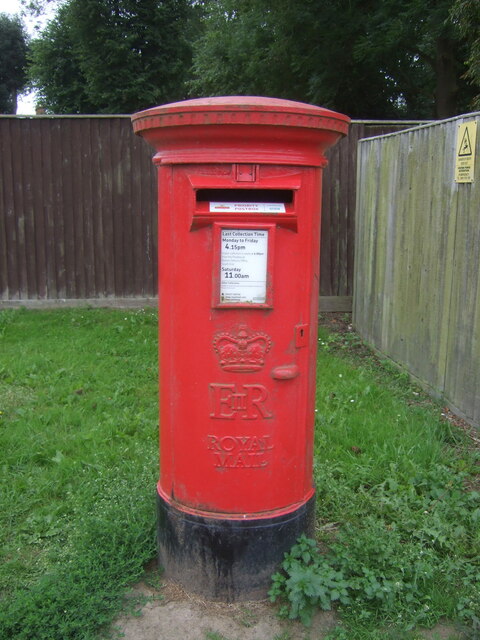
(192, 189, 297, 230)
(196, 189, 294, 204)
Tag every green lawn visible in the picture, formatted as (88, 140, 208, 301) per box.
(271, 324, 480, 638)
(0, 308, 159, 639)
(0, 309, 479, 639)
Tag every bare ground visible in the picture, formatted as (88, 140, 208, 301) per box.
(113, 576, 338, 640)
(112, 574, 462, 640)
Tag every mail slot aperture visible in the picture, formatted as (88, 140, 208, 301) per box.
(196, 188, 294, 204)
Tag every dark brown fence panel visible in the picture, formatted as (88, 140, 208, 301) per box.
(0, 117, 421, 306)
(0, 116, 157, 302)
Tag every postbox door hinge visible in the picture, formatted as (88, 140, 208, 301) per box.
(235, 164, 257, 182)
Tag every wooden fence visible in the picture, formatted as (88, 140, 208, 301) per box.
(354, 113, 480, 426)
(0, 116, 156, 303)
(0, 116, 416, 309)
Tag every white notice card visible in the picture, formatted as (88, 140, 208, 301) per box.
(210, 202, 285, 213)
(220, 229, 268, 304)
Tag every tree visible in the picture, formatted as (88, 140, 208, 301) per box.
(29, 0, 196, 114)
(451, 0, 480, 108)
(353, 0, 474, 118)
(28, 4, 96, 113)
(189, 0, 476, 119)
(0, 13, 29, 114)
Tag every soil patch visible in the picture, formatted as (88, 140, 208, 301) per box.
(113, 576, 338, 640)
(113, 574, 463, 640)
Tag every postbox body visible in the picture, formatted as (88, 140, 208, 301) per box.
(132, 97, 349, 600)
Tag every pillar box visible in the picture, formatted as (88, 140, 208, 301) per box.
(131, 97, 349, 601)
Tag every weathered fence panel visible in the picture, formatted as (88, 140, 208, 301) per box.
(321, 121, 414, 298)
(0, 116, 418, 308)
(354, 113, 480, 426)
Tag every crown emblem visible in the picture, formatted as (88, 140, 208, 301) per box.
(213, 326, 272, 372)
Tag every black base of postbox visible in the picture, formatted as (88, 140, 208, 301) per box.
(156, 491, 315, 602)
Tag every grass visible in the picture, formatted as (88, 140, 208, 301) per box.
(0, 307, 158, 639)
(0, 309, 479, 639)
(270, 323, 480, 639)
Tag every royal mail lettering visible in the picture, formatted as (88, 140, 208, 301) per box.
(207, 434, 274, 451)
(207, 434, 274, 468)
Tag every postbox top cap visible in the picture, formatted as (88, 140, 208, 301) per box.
(135, 95, 344, 115)
(132, 96, 350, 131)
(131, 96, 350, 165)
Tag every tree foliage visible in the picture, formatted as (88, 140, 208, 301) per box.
(189, 0, 477, 119)
(26, 0, 480, 117)
(29, 0, 196, 114)
(0, 13, 29, 114)
(451, 0, 480, 108)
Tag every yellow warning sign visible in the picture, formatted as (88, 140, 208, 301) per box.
(455, 121, 477, 183)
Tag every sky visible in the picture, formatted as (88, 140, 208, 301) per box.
(1, 0, 56, 114)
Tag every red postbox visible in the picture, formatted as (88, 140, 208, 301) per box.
(132, 97, 349, 601)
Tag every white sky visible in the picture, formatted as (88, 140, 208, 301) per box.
(1, 0, 57, 114)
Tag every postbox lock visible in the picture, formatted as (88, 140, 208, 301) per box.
(295, 323, 309, 348)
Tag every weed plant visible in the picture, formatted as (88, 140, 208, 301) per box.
(0, 308, 158, 639)
(270, 326, 480, 639)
